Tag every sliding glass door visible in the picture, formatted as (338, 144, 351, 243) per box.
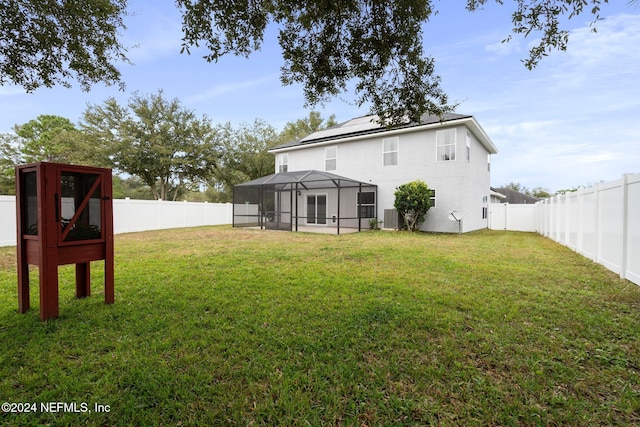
(306, 194, 327, 225)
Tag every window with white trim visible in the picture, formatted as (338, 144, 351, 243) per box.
(487, 154, 491, 172)
(482, 196, 488, 219)
(436, 129, 456, 161)
(429, 189, 436, 208)
(383, 137, 398, 166)
(325, 146, 337, 171)
(278, 153, 288, 173)
(466, 131, 471, 162)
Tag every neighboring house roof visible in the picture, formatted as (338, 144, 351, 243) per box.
(270, 112, 498, 154)
(490, 189, 507, 200)
(492, 187, 540, 204)
(235, 170, 377, 191)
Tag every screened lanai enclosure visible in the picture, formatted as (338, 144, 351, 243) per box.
(233, 170, 377, 234)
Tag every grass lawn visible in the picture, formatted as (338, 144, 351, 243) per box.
(1, 226, 639, 426)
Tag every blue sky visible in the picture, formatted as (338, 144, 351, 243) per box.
(1, 1, 638, 192)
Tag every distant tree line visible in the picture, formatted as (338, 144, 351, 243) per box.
(0, 90, 336, 200)
(500, 182, 591, 198)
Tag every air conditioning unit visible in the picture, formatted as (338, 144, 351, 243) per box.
(383, 209, 402, 230)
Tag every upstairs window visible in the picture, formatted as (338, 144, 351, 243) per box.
(325, 146, 337, 171)
(437, 129, 456, 161)
(278, 153, 288, 173)
(383, 137, 398, 166)
(466, 131, 471, 162)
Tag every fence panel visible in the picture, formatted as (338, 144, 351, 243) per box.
(596, 180, 624, 274)
(114, 199, 162, 234)
(0, 196, 16, 247)
(489, 203, 537, 232)
(539, 174, 638, 286)
(490, 173, 639, 286)
(0, 197, 233, 247)
(625, 174, 640, 284)
(565, 192, 579, 250)
(488, 203, 506, 230)
(578, 187, 598, 260)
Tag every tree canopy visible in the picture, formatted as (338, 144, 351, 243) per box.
(501, 181, 554, 198)
(0, 104, 337, 200)
(1, 1, 617, 125)
(213, 111, 338, 201)
(0, 133, 21, 194)
(0, 0, 129, 92)
(14, 115, 80, 163)
(81, 91, 220, 201)
(279, 111, 338, 142)
(214, 119, 280, 200)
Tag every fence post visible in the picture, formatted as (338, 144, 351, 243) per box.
(542, 199, 549, 237)
(560, 193, 567, 244)
(553, 195, 559, 242)
(549, 196, 555, 240)
(564, 192, 570, 245)
(620, 174, 630, 281)
(576, 188, 583, 255)
(503, 203, 509, 230)
(543, 199, 548, 237)
(593, 183, 601, 263)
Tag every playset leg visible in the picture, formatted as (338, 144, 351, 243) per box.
(39, 253, 59, 321)
(75, 262, 91, 298)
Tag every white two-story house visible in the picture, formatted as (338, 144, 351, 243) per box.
(233, 112, 497, 233)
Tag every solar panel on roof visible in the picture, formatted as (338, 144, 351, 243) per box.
(300, 115, 381, 142)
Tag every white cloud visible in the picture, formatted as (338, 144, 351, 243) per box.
(186, 75, 278, 104)
(484, 39, 523, 57)
(577, 151, 622, 164)
(123, 5, 184, 63)
(0, 86, 25, 97)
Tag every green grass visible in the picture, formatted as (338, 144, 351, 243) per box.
(1, 226, 639, 426)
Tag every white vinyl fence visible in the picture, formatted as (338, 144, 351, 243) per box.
(0, 197, 233, 247)
(488, 203, 538, 232)
(0, 195, 15, 247)
(3, 172, 639, 286)
(538, 173, 640, 286)
(489, 173, 640, 286)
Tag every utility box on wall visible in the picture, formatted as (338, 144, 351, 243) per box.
(15, 162, 114, 321)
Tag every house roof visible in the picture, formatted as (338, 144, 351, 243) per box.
(270, 112, 498, 154)
(490, 189, 507, 200)
(234, 170, 377, 191)
(492, 187, 541, 204)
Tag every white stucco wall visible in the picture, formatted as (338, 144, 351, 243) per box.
(274, 123, 493, 233)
